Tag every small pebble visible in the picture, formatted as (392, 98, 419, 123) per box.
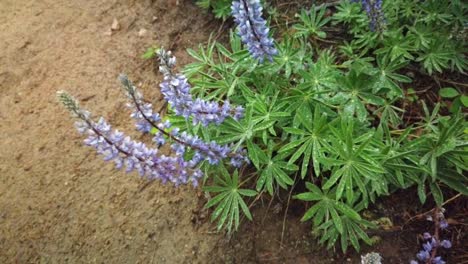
(104, 28, 112, 36)
(138, 28, 148, 37)
(111, 18, 120, 31)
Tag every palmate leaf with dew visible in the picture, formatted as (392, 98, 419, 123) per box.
(265, 37, 308, 78)
(293, 5, 331, 40)
(416, 39, 453, 75)
(295, 182, 375, 252)
(339, 41, 375, 73)
(332, 0, 368, 34)
(320, 118, 386, 206)
(248, 141, 298, 195)
(373, 125, 423, 188)
(374, 55, 411, 98)
(374, 98, 404, 128)
(279, 105, 330, 179)
(418, 0, 453, 25)
(204, 166, 257, 233)
(249, 93, 290, 144)
(408, 24, 434, 50)
(329, 70, 385, 122)
(296, 51, 341, 93)
(415, 111, 467, 182)
(374, 29, 415, 62)
(214, 106, 277, 149)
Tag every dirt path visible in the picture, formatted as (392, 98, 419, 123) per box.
(0, 0, 224, 262)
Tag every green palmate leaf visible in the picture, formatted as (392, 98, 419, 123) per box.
(204, 169, 257, 233)
(280, 106, 330, 178)
(439, 87, 459, 98)
(255, 145, 297, 195)
(293, 6, 331, 40)
(322, 118, 384, 202)
(247, 140, 268, 169)
(296, 183, 374, 252)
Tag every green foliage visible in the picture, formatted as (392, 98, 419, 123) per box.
(196, 0, 233, 20)
(333, 0, 468, 74)
(295, 182, 376, 252)
(293, 6, 331, 39)
(439, 87, 468, 113)
(141, 46, 158, 59)
(204, 166, 257, 233)
(185, 0, 467, 253)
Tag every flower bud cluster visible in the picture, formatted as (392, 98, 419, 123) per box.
(231, 0, 278, 62)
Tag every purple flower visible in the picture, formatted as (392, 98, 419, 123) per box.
(423, 241, 433, 252)
(118, 75, 249, 168)
(156, 50, 245, 126)
(440, 240, 451, 249)
(432, 256, 445, 264)
(410, 210, 451, 264)
(423, 232, 432, 240)
(58, 91, 203, 186)
(439, 219, 448, 229)
(353, 0, 386, 32)
(231, 0, 277, 62)
(416, 250, 430, 261)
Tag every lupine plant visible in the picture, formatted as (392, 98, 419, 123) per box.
(59, 0, 467, 255)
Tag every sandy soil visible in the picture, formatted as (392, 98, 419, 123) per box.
(0, 0, 224, 262)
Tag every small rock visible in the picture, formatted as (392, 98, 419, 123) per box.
(111, 18, 120, 31)
(138, 28, 148, 37)
(104, 28, 113, 36)
(152, 16, 158, 22)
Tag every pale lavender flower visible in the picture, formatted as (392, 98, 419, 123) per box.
(118, 75, 249, 168)
(58, 91, 202, 186)
(352, 0, 385, 32)
(439, 219, 448, 229)
(231, 0, 277, 62)
(440, 240, 451, 249)
(156, 49, 245, 126)
(410, 210, 451, 264)
(416, 250, 430, 261)
(423, 232, 432, 240)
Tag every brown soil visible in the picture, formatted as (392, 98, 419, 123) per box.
(0, 0, 223, 263)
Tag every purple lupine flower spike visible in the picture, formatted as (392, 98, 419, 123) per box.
(57, 91, 203, 186)
(118, 75, 249, 168)
(231, 0, 278, 62)
(156, 49, 245, 126)
(353, 0, 386, 32)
